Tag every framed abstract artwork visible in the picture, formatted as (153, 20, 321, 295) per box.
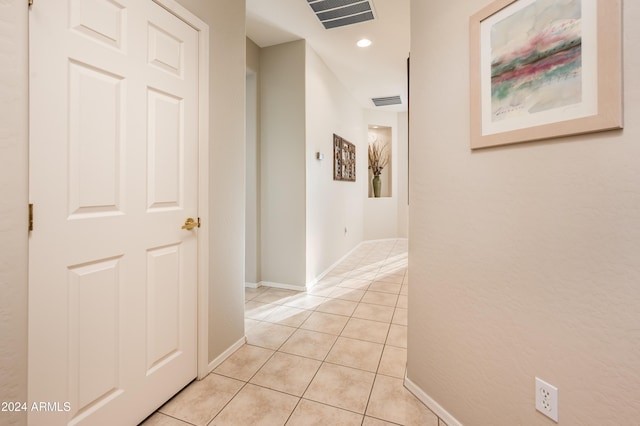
(469, 0, 622, 149)
(333, 134, 356, 182)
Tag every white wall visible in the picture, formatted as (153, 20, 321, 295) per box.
(305, 45, 365, 283)
(0, 1, 28, 425)
(409, 1, 640, 424)
(260, 40, 307, 287)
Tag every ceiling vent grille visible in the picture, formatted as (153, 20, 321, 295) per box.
(307, 0, 375, 30)
(372, 96, 402, 107)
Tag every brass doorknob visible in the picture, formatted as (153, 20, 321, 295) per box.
(182, 217, 200, 230)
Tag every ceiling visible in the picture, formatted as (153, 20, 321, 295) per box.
(246, 0, 410, 112)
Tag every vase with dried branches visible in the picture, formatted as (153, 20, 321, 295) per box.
(368, 142, 389, 198)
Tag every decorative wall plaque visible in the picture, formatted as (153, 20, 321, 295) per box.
(333, 134, 356, 182)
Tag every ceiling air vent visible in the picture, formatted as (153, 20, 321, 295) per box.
(372, 96, 402, 107)
(307, 0, 375, 30)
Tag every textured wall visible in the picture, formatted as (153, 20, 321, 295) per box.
(408, 0, 640, 424)
(0, 1, 28, 425)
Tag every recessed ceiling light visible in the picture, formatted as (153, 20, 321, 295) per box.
(357, 38, 372, 48)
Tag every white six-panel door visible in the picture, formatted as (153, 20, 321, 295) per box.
(29, 1, 200, 424)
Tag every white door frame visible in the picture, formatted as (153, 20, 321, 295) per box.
(152, 0, 210, 380)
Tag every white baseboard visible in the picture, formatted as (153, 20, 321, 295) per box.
(404, 375, 463, 426)
(256, 238, 409, 292)
(366, 237, 409, 243)
(259, 281, 306, 292)
(207, 336, 247, 374)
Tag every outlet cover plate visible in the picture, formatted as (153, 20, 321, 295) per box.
(535, 377, 558, 422)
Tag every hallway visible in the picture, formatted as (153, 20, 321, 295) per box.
(142, 239, 443, 425)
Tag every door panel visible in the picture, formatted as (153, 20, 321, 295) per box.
(68, 257, 123, 412)
(68, 60, 124, 218)
(29, 1, 199, 424)
(70, 0, 126, 50)
(146, 244, 182, 373)
(148, 23, 184, 77)
(147, 88, 183, 210)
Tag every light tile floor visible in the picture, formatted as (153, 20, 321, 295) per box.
(142, 239, 447, 426)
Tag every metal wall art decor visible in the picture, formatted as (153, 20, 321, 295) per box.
(469, 0, 622, 149)
(333, 134, 356, 181)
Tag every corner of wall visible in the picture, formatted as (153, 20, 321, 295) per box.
(174, 0, 247, 365)
(259, 40, 307, 287)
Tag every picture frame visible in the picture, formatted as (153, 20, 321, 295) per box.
(333, 134, 356, 182)
(469, 0, 622, 149)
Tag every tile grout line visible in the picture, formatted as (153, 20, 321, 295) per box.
(361, 248, 396, 423)
(204, 374, 248, 426)
(246, 270, 357, 424)
(148, 411, 198, 426)
(262, 263, 365, 425)
(294, 243, 398, 422)
(235, 240, 408, 425)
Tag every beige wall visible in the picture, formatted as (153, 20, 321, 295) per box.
(0, 1, 28, 425)
(174, 0, 246, 364)
(247, 37, 260, 74)
(260, 40, 307, 287)
(408, 1, 640, 425)
(246, 38, 261, 285)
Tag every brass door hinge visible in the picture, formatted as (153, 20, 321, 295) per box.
(28, 203, 33, 231)
(28, 0, 33, 6)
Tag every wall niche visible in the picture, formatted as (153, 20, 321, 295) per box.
(368, 125, 392, 198)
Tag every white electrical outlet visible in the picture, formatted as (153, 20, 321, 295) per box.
(535, 377, 558, 422)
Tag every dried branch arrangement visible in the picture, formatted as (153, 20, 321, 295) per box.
(368, 142, 389, 176)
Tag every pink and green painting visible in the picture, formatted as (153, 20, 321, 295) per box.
(490, 0, 582, 122)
